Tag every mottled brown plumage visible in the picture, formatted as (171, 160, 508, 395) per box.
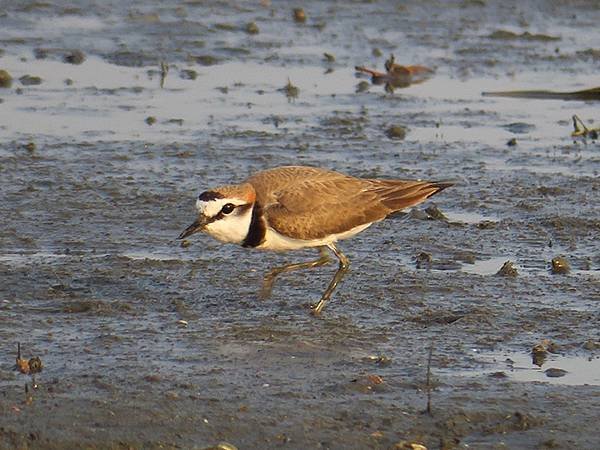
(244, 166, 451, 240)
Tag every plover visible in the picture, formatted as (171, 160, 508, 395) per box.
(179, 166, 452, 314)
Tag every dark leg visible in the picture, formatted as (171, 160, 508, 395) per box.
(260, 247, 330, 299)
(311, 243, 350, 315)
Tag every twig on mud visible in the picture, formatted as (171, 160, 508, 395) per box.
(160, 61, 169, 88)
(16, 342, 29, 374)
(425, 338, 435, 416)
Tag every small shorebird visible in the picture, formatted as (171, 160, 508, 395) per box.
(355, 54, 434, 92)
(179, 166, 452, 314)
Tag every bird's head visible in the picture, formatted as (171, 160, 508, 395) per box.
(178, 182, 256, 245)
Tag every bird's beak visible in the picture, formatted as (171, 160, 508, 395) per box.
(178, 216, 207, 240)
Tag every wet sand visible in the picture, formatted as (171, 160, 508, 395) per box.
(1, 1, 599, 449)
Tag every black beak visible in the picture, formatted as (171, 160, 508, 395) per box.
(178, 217, 206, 240)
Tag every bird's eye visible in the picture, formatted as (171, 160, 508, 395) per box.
(221, 203, 235, 214)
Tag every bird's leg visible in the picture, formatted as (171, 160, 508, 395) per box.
(311, 243, 350, 315)
(260, 247, 331, 299)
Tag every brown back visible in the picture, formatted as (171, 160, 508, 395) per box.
(246, 166, 451, 240)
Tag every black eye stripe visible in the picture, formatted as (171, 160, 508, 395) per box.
(236, 203, 252, 214)
(209, 203, 251, 222)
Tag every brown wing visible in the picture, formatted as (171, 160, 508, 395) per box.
(250, 167, 452, 240)
(264, 178, 388, 240)
(246, 166, 342, 206)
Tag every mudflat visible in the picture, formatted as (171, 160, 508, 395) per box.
(1, 1, 599, 449)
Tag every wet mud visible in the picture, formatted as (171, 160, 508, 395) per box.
(1, 1, 599, 449)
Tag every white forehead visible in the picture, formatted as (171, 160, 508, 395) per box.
(196, 197, 247, 217)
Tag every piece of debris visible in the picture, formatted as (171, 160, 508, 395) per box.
(532, 339, 560, 354)
(572, 115, 599, 140)
(425, 205, 447, 221)
(415, 252, 432, 269)
(15, 343, 43, 375)
(356, 80, 370, 93)
(280, 78, 299, 100)
(191, 55, 219, 66)
(385, 125, 407, 140)
(34, 48, 48, 59)
(507, 137, 517, 146)
(245, 22, 259, 34)
(496, 260, 518, 277)
(160, 61, 169, 88)
(503, 122, 535, 134)
(489, 371, 508, 378)
(364, 355, 392, 366)
(482, 86, 600, 101)
(531, 345, 548, 367)
(531, 339, 560, 366)
(370, 430, 384, 439)
(349, 374, 387, 393)
(16, 358, 30, 374)
(392, 441, 428, 450)
(180, 69, 197, 80)
(476, 220, 497, 229)
(202, 442, 238, 450)
(323, 52, 335, 62)
(63, 49, 86, 65)
(293, 8, 306, 23)
(487, 30, 560, 42)
(550, 256, 570, 274)
(408, 208, 430, 220)
(366, 374, 384, 385)
(582, 339, 599, 351)
(16, 343, 30, 374)
(19, 75, 42, 86)
(545, 368, 567, 378)
(216, 442, 238, 450)
(0, 69, 13, 88)
(28, 357, 43, 374)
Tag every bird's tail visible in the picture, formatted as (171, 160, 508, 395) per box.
(370, 179, 454, 212)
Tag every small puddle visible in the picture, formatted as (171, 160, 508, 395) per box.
(444, 210, 497, 225)
(461, 256, 511, 275)
(0, 250, 196, 266)
(122, 251, 183, 261)
(464, 350, 600, 386)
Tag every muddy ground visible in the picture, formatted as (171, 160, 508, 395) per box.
(1, 1, 599, 449)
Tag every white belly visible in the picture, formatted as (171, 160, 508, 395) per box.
(258, 222, 373, 252)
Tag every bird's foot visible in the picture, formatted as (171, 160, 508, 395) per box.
(309, 300, 326, 316)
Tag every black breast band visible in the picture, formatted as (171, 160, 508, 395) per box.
(242, 202, 266, 248)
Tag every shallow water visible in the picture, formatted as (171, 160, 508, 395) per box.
(1, 1, 600, 449)
(461, 350, 600, 386)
